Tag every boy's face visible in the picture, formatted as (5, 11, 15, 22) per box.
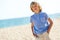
(31, 4, 40, 13)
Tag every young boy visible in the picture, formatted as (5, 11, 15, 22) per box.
(30, 2, 53, 40)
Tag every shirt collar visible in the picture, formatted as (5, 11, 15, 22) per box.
(34, 11, 42, 15)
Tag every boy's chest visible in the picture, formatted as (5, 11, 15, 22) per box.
(33, 15, 47, 23)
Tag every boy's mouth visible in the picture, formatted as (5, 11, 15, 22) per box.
(34, 8, 37, 10)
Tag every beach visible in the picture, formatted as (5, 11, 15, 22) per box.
(0, 18, 60, 40)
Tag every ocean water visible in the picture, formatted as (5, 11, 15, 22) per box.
(0, 13, 60, 28)
(0, 17, 30, 28)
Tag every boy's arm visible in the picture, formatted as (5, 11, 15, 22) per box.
(47, 18, 53, 34)
(31, 22, 38, 37)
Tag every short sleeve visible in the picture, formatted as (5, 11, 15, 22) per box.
(44, 13, 49, 19)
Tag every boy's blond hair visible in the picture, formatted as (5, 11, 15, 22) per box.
(30, 1, 42, 12)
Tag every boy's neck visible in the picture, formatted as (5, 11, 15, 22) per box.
(35, 11, 39, 14)
(35, 11, 41, 14)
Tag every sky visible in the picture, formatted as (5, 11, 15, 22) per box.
(0, 0, 60, 20)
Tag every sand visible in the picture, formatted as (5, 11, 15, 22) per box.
(0, 18, 60, 40)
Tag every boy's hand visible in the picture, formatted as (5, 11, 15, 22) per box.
(33, 33, 38, 37)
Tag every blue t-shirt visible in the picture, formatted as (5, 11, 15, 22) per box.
(30, 12, 50, 34)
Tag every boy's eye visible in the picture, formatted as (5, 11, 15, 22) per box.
(34, 5, 39, 8)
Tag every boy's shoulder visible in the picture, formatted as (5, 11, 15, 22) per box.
(41, 12, 48, 16)
(41, 12, 47, 14)
(31, 14, 35, 18)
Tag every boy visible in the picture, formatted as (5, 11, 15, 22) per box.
(30, 2, 53, 40)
